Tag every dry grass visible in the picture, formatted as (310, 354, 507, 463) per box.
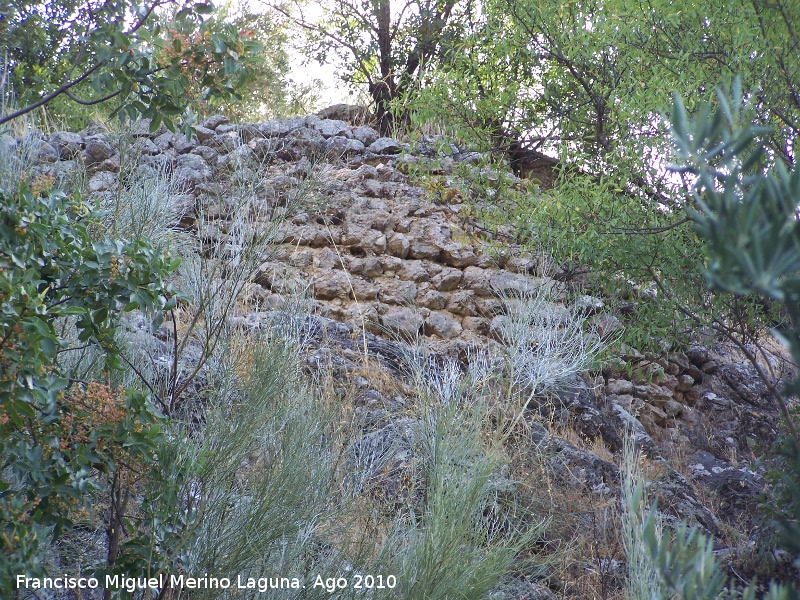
(505, 421, 626, 600)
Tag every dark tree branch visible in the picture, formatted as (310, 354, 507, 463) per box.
(65, 87, 123, 105)
(0, 61, 106, 126)
(0, 0, 169, 125)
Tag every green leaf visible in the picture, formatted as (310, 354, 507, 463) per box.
(194, 3, 214, 15)
(149, 112, 163, 132)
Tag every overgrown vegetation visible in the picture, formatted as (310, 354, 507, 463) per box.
(0, 0, 308, 131)
(628, 83, 800, 599)
(1, 116, 578, 597)
(0, 136, 535, 598)
(367, 0, 799, 355)
(3, 0, 800, 597)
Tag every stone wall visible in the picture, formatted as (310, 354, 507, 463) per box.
(24, 112, 548, 358)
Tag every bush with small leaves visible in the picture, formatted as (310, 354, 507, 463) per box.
(672, 81, 800, 562)
(1, 1, 263, 132)
(0, 180, 177, 591)
(625, 80, 800, 600)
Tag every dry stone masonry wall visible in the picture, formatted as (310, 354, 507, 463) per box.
(21, 112, 547, 358)
(12, 112, 791, 537)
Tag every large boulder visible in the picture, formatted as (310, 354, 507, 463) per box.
(367, 137, 403, 155)
(317, 103, 373, 125)
(48, 131, 83, 159)
(83, 135, 115, 165)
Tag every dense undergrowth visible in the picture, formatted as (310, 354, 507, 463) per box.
(2, 87, 800, 599)
(1, 120, 557, 599)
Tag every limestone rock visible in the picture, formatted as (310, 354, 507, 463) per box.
(650, 467, 720, 536)
(380, 307, 423, 338)
(367, 137, 403, 154)
(28, 116, 782, 556)
(346, 303, 380, 329)
(83, 135, 115, 164)
(153, 131, 174, 151)
(49, 131, 83, 159)
(387, 233, 410, 258)
(170, 193, 197, 218)
(635, 383, 674, 405)
(462, 266, 493, 296)
(191, 145, 219, 163)
(314, 248, 340, 271)
(81, 122, 108, 136)
(606, 394, 634, 411)
(441, 243, 478, 268)
(33, 140, 59, 163)
(556, 374, 623, 452)
(317, 104, 373, 125)
(283, 127, 325, 156)
(135, 137, 161, 155)
(173, 134, 197, 154)
(379, 280, 417, 305)
(676, 374, 695, 391)
(362, 179, 388, 199)
(349, 257, 383, 278)
(199, 114, 230, 130)
(662, 399, 684, 418)
(455, 316, 481, 332)
(315, 119, 351, 138)
(206, 132, 238, 153)
(408, 236, 441, 260)
(132, 118, 167, 137)
(489, 315, 507, 341)
(174, 153, 212, 189)
(717, 361, 771, 406)
(353, 125, 379, 146)
(194, 125, 215, 143)
(686, 346, 709, 365)
(218, 145, 258, 171)
(425, 311, 462, 339)
(88, 171, 116, 193)
(350, 277, 379, 300)
(417, 289, 448, 310)
(395, 260, 429, 282)
(611, 404, 657, 456)
(447, 290, 477, 316)
(431, 267, 462, 291)
(490, 270, 537, 295)
(592, 313, 623, 340)
(325, 136, 364, 157)
(606, 378, 634, 396)
(688, 450, 762, 518)
(313, 271, 351, 300)
(529, 423, 619, 494)
(576, 295, 605, 316)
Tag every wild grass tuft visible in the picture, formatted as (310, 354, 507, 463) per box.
(148, 330, 351, 599)
(364, 345, 546, 600)
(496, 279, 611, 433)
